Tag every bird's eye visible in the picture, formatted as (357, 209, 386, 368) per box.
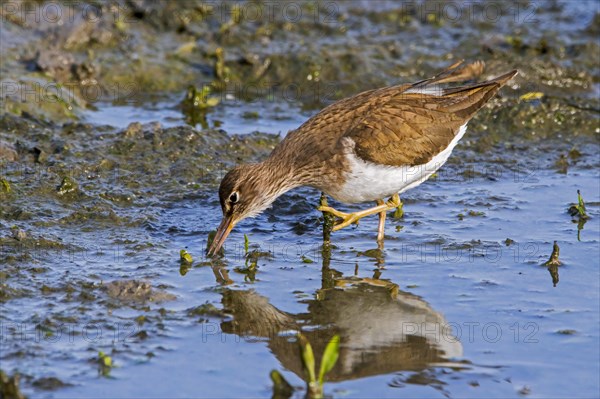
(229, 192, 239, 204)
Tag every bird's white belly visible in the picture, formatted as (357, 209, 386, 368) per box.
(334, 123, 468, 203)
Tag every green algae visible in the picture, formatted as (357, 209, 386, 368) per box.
(103, 280, 176, 303)
(186, 302, 227, 319)
(56, 176, 79, 196)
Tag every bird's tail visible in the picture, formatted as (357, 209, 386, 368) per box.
(411, 59, 486, 88)
(436, 69, 518, 118)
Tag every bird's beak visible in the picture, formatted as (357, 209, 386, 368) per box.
(207, 215, 235, 257)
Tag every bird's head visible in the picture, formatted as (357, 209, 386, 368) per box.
(207, 163, 288, 256)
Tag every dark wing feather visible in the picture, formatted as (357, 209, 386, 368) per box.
(344, 69, 518, 167)
(290, 60, 482, 147)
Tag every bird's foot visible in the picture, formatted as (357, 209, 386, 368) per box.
(319, 194, 402, 234)
(317, 205, 348, 219)
(317, 205, 360, 230)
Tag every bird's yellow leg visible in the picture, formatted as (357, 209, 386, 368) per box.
(318, 193, 402, 232)
(377, 199, 386, 242)
(316, 205, 349, 219)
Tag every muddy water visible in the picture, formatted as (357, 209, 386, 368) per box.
(1, 1, 600, 398)
(2, 98, 598, 398)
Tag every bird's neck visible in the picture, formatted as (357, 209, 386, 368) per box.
(246, 131, 326, 210)
(238, 157, 302, 217)
(261, 131, 323, 189)
(257, 155, 303, 196)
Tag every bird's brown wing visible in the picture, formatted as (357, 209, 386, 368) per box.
(344, 69, 518, 167)
(294, 60, 483, 141)
(274, 62, 515, 172)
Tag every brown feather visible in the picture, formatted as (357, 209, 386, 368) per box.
(264, 65, 517, 191)
(344, 69, 517, 167)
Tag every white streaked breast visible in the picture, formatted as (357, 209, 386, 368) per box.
(332, 123, 468, 203)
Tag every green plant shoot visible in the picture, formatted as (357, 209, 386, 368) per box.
(180, 249, 193, 264)
(577, 190, 587, 216)
(298, 333, 316, 385)
(318, 335, 340, 385)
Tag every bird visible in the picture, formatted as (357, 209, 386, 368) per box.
(207, 61, 517, 256)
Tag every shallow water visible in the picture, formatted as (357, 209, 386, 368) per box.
(3, 97, 597, 398)
(83, 97, 309, 135)
(1, 1, 600, 398)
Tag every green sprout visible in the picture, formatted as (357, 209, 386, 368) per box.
(318, 335, 340, 385)
(301, 255, 314, 264)
(270, 370, 294, 399)
(393, 200, 404, 218)
(180, 249, 193, 264)
(235, 234, 271, 282)
(234, 261, 257, 282)
(298, 333, 340, 398)
(98, 351, 113, 376)
(244, 234, 249, 255)
(179, 249, 193, 275)
(567, 190, 590, 241)
(181, 85, 220, 128)
(568, 190, 589, 219)
(544, 241, 561, 267)
(576, 190, 588, 218)
(0, 178, 10, 193)
(234, 234, 258, 281)
(184, 85, 220, 110)
(212, 47, 231, 87)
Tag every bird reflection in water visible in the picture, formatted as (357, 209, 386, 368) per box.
(209, 249, 463, 395)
